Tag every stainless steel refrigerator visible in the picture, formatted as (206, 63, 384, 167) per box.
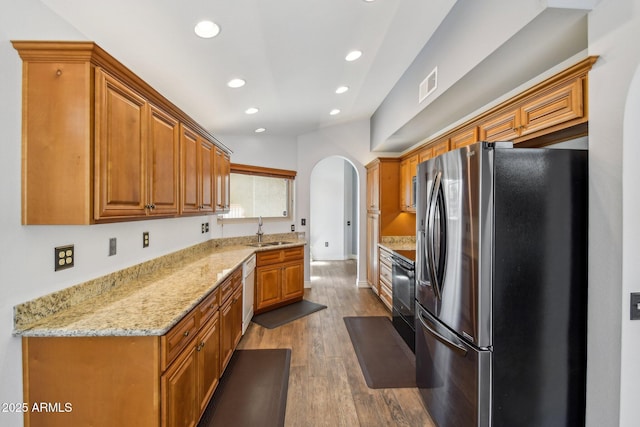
(415, 141, 587, 427)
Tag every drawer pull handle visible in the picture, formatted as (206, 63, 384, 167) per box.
(183, 331, 189, 337)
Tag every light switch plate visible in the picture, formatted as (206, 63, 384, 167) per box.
(109, 238, 117, 256)
(631, 293, 640, 320)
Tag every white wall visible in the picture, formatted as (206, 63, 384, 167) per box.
(584, 1, 640, 425)
(621, 62, 640, 427)
(297, 119, 374, 286)
(310, 157, 347, 260)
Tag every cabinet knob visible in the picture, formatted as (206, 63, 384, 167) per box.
(183, 331, 189, 337)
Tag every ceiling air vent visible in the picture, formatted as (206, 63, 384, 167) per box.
(419, 67, 437, 103)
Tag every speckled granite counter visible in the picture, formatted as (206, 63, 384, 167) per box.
(14, 234, 306, 337)
(379, 235, 416, 253)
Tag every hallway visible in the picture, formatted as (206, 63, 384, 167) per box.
(238, 260, 434, 427)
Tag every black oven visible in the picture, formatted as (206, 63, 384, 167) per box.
(391, 250, 416, 352)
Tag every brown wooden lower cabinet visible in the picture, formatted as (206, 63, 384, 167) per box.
(254, 246, 304, 314)
(220, 282, 242, 374)
(21, 266, 243, 427)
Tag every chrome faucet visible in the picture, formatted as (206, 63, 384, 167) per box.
(256, 216, 264, 243)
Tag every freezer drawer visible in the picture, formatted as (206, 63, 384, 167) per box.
(416, 305, 490, 427)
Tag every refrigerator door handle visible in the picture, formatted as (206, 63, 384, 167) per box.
(418, 309, 467, 356)
(427, 171, 443, 300)
(416, 231, 429, 286)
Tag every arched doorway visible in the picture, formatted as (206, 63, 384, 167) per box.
(309, 156, 359, 283)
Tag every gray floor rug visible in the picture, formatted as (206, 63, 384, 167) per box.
(343, 316, 416, 389)
(252, 300, 327, 329)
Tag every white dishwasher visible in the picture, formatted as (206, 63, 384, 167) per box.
(242, 255, 256, 334)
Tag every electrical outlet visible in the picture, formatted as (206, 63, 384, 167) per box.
(143, 232, 150, 248)
(201, 223, 205, 234)
(54, 244, 74, 271)
(631, 293, 640, 320)
(325, 241, 329, 247)
(205, 222, 209, 232)
(291, 224, 295, 232)
(109, 238, 117, 256)
(301, 218, 306, 226)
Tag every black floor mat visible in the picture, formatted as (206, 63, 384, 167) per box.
(343, 316, 416, 389)
(252, 300, 327, 329)
(198, 349, 291, 427)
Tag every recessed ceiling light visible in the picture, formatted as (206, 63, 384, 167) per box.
(336, 86, 349, 94)
(330, 109, 341, 116)
(194, 20, 220, 38)
(227, 78, 246, 88)
(245, 107, 259, 115)
(345, 50, 362, 62)
(363, 0, 376, 2)
(255, 127, 266, 133)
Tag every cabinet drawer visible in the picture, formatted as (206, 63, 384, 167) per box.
(162, 310, 197, 369)
(219, 276, 234, 305)
(379, 249, 393, 268)
(231, 267, 243, 291)
(282, 246, 304, 262)
(379, 283, 392, 311)
(380, 262, 392, 285)
(256, 250, 282, 266)
(198, 288, 220, 327)
(257, 245, 304, 266)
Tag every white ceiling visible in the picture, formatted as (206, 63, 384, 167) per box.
(40, 0, 457, 140)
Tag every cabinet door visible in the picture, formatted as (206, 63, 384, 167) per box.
(366, 162, 380, 212)
(399, 159, 409, 211)
(148, 105, 180, 216)
(450, 127, 479, 150)
(95, 69, 148, 219)
(519, 77, 584, 136)
(479, 109, 520, 142)
(255, 265, 282, 312)
(219, 298, 234, 374)
(407, 155, 418, 212)
(231, 287, 243, 349)
(162, 345, 198, 427)
(215, 148, 230, 213)
(366, 212, 380, 293)
(180, 126, 200, 214)
(432, 139, 450, 158)
(418, 147, 434, 163)
(200, 139, 215, 213)
(197, 312, 220, 415)
(281, 260, 304, 302)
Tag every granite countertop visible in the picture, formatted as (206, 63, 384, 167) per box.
(379, 236, 416, 253)
(14, 237, 305, 338)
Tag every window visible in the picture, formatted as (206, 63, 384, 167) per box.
(222, 164, 296, 220)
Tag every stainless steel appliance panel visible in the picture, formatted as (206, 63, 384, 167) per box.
(415, 305, 491, 427)
(416, 143, 496, 347)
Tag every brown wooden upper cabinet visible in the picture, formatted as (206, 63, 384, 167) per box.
(366, 161, 381, 212)
(480, 75, 585, 142)
(214, 148, 231, 213)
(399, 154, 418, 212)
(180, 125, 215, 214)
(12, 41, 230, 225)
(95, 69, 181, 220)
(450, 126, 479, 150)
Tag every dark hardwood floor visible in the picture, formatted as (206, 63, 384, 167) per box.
(238, 260, 435, 427)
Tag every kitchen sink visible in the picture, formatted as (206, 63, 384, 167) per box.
(246, 241, 292, 247)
